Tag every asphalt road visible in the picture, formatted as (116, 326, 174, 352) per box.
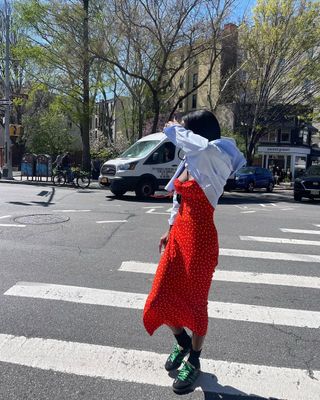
(0, 183, 319, 400)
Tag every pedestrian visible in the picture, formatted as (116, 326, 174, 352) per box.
(143, 110, 246, 394)
(53, 153, 63, 169)
(61, 152, 72, 182)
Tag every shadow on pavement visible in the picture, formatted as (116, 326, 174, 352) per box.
(7, 188, 56, 208)
(168, 369, 280, 399)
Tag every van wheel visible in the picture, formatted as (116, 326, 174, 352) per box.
(135, 179, 155, 198)
(111, 189, 126, 197)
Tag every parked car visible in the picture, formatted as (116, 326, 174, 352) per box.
(293, 165, 320, 201)
(226, 166, 274, 192)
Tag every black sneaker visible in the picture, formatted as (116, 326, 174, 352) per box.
(172, 361, 200, 394)
(165, 344, 190, 371)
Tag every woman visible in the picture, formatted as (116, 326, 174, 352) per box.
(143, 110, 246, 394)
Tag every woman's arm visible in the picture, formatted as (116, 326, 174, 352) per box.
(159, 192, 179, 253)
(168, 192, 180, 226)
(164, 124, 209, 154)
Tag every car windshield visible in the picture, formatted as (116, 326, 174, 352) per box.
(237, 167, 255, 175)
(119, 140, 161, 159)
(304, 165, 320, 176)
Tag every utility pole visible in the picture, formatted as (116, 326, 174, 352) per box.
(2, 0, 12, 179)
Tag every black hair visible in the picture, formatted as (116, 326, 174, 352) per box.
(182, 110, 221, 141)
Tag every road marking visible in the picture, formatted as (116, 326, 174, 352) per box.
(146, 209, 170, 215)
(96, 220, 127, 224)
(52, 210, 92, 213)
(220, 248, 320, 263)
(0, 224, 26, 228)
(5, 282, 320, 328)
(143, 206, 164, 209)
(314, 224, 320, 228)
(240, 210, 256, 214)
(240, 235, 320, 247)
(259, 203, 276, 207)
(0, 215, 11, 219)
(119, 261, 320, 289)
(281, 228, 320, 235)
(0, 334, 318, 399)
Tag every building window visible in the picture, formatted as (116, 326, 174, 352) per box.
(178, 101, 183, 109)
(192, 73, 198, 88)
(299, 128, 309, 145)
(192, 94, 197, 109)
(262, 130, 278, 143)
(280, 129, 291, 143)
(179, 77, 184, 90)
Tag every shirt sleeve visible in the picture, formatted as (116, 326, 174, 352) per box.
(164, 125, 209, 154)
(168, 192, 180, 226)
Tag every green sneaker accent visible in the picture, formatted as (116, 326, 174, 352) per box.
(172, 361, 200, 393)
(165, 344, 190, 371)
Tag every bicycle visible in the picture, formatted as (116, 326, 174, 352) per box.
(52, 167, 91, 189)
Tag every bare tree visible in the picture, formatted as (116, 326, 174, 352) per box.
(92, 0, 236, 133)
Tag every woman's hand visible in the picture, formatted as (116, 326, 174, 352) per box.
(164, 118, 180, 129)
(159, 229, 171, 253)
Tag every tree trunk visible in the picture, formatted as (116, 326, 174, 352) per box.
(81, 0, 91, 171)
(151, 95, 160, 133)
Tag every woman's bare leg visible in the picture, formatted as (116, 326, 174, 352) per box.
(168, 326, 184, 335)
(192, 332, 205, 351)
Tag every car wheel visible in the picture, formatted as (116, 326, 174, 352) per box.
(135, 178, 155, 198)
(266, 182, 274, 192)
(294, 193, 302, 201)
(246, 182, 254, 192)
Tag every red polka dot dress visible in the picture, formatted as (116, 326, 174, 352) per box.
(143, 178, 219, 337)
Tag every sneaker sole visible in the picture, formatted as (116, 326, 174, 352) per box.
(172, 370, 200, 394)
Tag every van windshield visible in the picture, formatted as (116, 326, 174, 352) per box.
(119, 140, 161, 159)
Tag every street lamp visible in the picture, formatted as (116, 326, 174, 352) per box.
(1, 0, 13, 179)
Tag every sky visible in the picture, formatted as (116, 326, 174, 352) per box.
(231, 0, 257, 22)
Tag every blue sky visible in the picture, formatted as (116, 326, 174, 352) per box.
(231, 0, 257, 22)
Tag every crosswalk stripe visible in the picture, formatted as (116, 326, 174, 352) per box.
(119, 261, 320, 289)
(0, 215, 11, 219)
(281, 228, 320, 235)
(220, 248, 320, 262)
(0, 333, 318, 399)
(4, 282, 320, 328)
(240, 235, 320, 246)
(0, 224, 26, 228)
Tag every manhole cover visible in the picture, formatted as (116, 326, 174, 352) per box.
(14, 214, 70, 225)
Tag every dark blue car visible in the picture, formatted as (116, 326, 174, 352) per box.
(226, 167, 275, 192)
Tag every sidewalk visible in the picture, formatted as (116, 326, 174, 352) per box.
(0, 171, 103, 190)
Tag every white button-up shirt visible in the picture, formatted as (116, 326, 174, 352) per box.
(164, 124, 246, 225)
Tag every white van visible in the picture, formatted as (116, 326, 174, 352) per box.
(99, 132, 183, 198)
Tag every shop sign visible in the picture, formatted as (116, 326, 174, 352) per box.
(258, 146, 310, 155)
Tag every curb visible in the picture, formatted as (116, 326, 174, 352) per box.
(0, 178, 106, 191)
